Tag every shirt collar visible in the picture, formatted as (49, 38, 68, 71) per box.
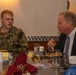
(68, 27, 76, 38)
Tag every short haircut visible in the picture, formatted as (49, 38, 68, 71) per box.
(1, 9, 14, 18)
(59, 11, 76, 27)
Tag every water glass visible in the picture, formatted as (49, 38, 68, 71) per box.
(33, 46, 44, 69)
(51, 49, 60, 68)
(34, 44, 39, 54)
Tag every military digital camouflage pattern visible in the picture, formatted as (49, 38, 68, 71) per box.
(0, 26, 28, 53)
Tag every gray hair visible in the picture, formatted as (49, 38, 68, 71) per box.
(59, 11, 76, 27)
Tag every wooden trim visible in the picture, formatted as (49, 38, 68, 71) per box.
(28, 41, 48, 50)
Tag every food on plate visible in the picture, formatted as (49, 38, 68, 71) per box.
(45, 52, 62, 57)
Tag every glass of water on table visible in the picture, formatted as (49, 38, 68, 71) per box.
(32, 46, 44, 69)
(49, 49, 61, 68)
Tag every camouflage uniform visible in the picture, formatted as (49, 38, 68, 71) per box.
(0, 26, 28, 53)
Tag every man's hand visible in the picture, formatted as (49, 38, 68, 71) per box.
(47, 39, 56, 50)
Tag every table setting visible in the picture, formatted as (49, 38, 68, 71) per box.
(1, 47, 76, 75)
(27, 47, 66, 75)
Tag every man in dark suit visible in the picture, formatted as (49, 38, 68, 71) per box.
(47, 11, 76, 56)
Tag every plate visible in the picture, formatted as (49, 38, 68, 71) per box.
(43, 52, 62, 59)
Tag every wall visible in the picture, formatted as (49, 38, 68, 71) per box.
(0, 0, 67, 36)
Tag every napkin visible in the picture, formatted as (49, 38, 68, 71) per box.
(64, 65, 76, 75)
(6, 51, 38, 75)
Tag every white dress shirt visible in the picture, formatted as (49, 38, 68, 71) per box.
(64, 27, 76, 56)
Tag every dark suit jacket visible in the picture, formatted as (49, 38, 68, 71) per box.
(55, 33, 76, 55)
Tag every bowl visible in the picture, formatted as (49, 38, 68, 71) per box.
(69, 56, 76, 64)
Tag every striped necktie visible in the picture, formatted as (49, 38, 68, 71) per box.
(65, 36, 70, 63)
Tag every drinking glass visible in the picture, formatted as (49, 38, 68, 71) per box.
(34, 43, 40, 53)
(50, 49, 60, 68)
(32, 46, 43, 69)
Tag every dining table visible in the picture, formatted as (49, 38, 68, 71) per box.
(0, 51, 66, 75)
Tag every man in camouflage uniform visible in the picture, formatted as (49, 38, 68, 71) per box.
(0, 9, 28, 53)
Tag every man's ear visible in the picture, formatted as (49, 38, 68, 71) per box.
(68, 21, 74, 28)
(68, 21, 71, 25)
